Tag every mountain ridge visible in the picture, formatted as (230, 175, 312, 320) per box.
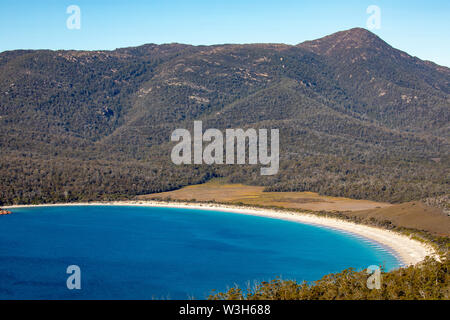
(0, 28, 448, 205)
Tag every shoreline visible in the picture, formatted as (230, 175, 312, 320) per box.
(5, 200, 438, 267)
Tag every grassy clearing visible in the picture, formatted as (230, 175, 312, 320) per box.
(139, 178, 392, 212)
(140, 179, 450, 237)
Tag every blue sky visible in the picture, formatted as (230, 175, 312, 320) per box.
(1, 0, 449, 66)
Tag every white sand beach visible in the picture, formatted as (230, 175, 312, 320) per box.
(5, 200, 437, 267)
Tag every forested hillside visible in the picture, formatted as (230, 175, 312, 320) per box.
(0, 28, 448, 205)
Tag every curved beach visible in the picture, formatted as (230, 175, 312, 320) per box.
(4, 201, 437, 267)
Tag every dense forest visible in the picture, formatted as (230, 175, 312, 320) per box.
(0, 28, 449, 205)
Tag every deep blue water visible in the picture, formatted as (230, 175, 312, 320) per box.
(0, 205, 399, 299)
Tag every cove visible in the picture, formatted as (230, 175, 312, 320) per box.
(0, 205, 400, 299)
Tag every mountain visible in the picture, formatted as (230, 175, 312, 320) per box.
(298, 28, 450, 134)
(0, 28, 448, 205)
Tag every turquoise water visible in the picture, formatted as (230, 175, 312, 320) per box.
(0, 205, 399, 299)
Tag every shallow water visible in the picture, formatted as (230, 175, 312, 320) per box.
(0, 205, 399, 299)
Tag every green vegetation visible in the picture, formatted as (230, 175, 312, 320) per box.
(209, 256, 449, 300)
